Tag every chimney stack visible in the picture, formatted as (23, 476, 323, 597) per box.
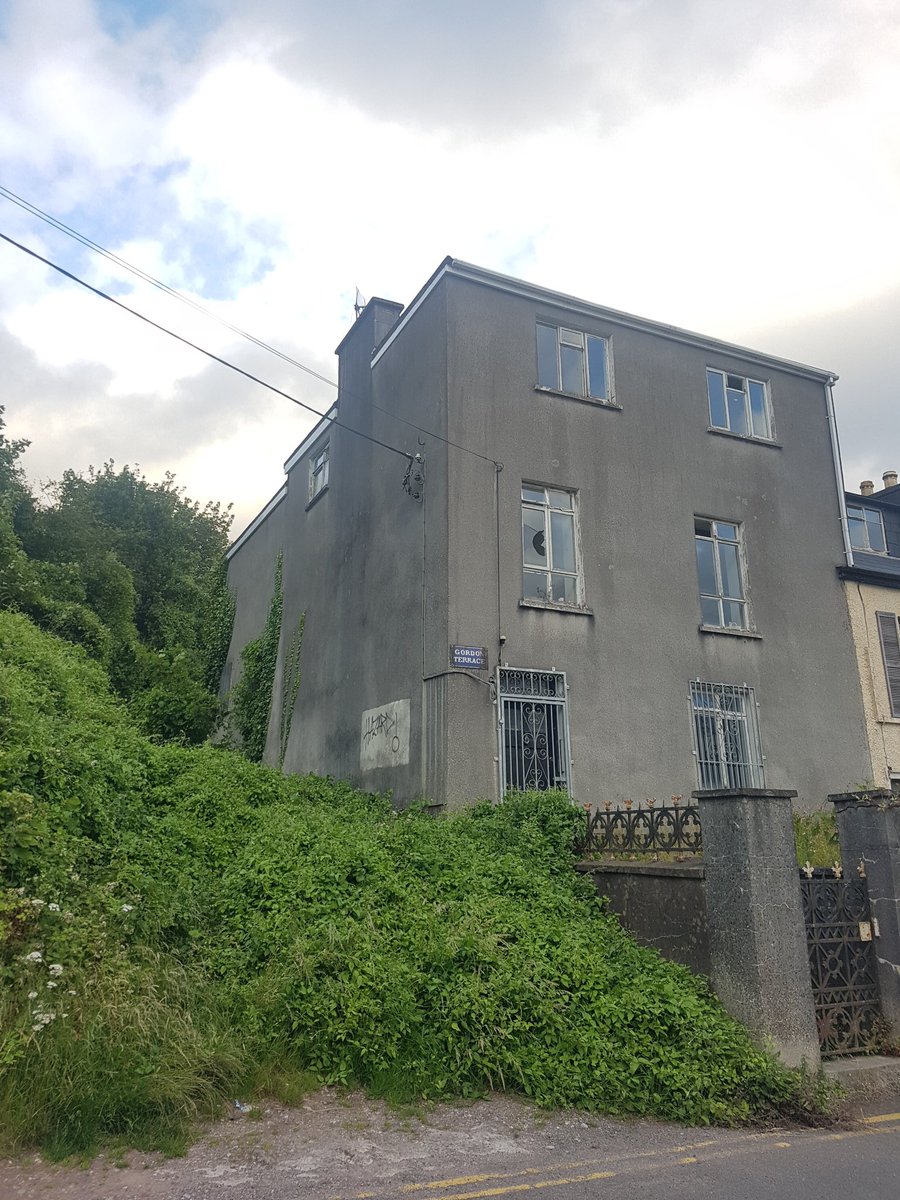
(883, 470, 899, 490)
(860, 480, 875, 496)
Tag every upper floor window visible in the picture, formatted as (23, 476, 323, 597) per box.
(706, 369, 772, 440)
(521, 484, 582, 607)
(536, 323, 610, 402)
(308, 440, 329, 504)
(694, 517, 749, 630)
(848, 504, 887, 554)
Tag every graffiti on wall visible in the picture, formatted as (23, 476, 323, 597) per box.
(360, 698, 410, 770)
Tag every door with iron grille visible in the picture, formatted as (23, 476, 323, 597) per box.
(498, 668, 571, 794)
(800, 870, 882, 1057)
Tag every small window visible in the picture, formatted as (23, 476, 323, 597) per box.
(690, 681, 765, 789)
(521, 484, 582, 607)
(876, 611, 900, 718)
(706, 369, 772, 440)
(536, 323, 610, 402)
(308, 440, 329, 503)
(848, 504, 887, 554)
(694, 517, 750, 630)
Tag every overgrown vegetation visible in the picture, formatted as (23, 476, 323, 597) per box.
(794, 811, 840, 867)
(230, 552, 283, 761)
(0, 611, 823, 1157)
(0, 408, 232, 744)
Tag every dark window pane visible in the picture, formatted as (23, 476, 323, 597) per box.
(866, 510, 886, 552)
(560, 344, 585, 395)
(701, 596, 721, 626)
(550, 511, 576, 572)
(587, 336, 608, 399)
(523, 509, 546, 566)
(522, 569, 547, 600)
(536, 324, 558, 389)
(695, 538, 717, 596)
(550, 573, 578, 604)
(695, 516, 713, 536)
(727, 387, 748, 435)
(748, 380, 770, 438)
(718, 542, 744, 599)
(707, 371, 727, 427)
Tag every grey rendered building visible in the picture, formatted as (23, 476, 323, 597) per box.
(223, 258, 870, 810)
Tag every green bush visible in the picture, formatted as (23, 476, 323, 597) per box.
(0, 612, 819, 1155)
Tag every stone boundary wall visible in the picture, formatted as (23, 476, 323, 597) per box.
(576, 861, 710, 976)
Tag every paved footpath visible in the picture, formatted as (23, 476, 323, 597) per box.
(2, 1091, 898, 1200)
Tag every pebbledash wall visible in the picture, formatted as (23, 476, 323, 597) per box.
(222, 258, 871, 810)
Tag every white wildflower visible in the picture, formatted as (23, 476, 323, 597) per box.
(105, 882, 117, 891)
(31, 1023, 43, 1033)
(46, 981, 58, 989)
(41, 1013, 52, 1025)
(23, 951, 43, 963)
(15, 887, 25, 896)
(121, 904, 134, 914)
(48, 903, 60, 913)
(68, 989, 77, 996)
(27, 991, 38, 1000)
(30, 899, 46, 909)
(48, 963, 63, 977)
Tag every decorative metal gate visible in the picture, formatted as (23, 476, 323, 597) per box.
(498, 668, 570, 794)
(800, 870, 881, 1057)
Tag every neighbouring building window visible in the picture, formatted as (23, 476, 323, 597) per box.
(694, 517, 749, 629)
(536, 323, 610, 401)
(308, 440, 329, 503)
(690, 681, 765, 790)
(876, 612, 900, 718)
(706, 368, 772, 440)
(890, 773, 900, 798)
(848, 504, 887, 553)
(521, 484, 582, 606)
(499, 668, 570, 794)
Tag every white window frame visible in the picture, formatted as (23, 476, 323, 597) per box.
(308, 439, 330, 505)
(521, 483, 584, 608)
(497, 667, 572, 796)
(706, 368, 773, 441)
(694, 517, 751, 631)
(689, 680, 765, 790)
(847, 504, 887, 554)
(536, 322, 611, 403)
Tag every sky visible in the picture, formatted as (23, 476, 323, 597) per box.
(1, 0, 899, 534)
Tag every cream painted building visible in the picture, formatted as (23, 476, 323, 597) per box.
(840, 471, 900, 795)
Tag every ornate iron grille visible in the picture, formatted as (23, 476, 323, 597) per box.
(498, 669, 570, 794)
(576, 799, 702, 858)
(800, 872, 882, 1058)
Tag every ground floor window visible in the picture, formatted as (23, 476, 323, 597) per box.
(689, 680, 764, 789)
(499, 668, 570, 794)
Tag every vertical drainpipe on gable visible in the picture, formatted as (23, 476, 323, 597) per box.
(825, 374, 854, 569)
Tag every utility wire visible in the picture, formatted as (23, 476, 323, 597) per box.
(0, 184, 500, 467)
(0, 230, 410, 463)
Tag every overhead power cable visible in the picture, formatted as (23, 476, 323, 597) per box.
(0, 230, 409, 463)
(0, 184, 499, 467)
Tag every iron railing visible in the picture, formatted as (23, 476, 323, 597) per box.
(576, 798, 702, 858)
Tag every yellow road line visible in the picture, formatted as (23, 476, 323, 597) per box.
(423, 1171, 618, 1200)
(861, 1112, 900, 1125)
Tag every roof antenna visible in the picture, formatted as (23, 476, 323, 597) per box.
(354, 287, 366, 319)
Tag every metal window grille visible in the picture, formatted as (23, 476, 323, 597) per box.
(498, 669, 571, 794)
(689, 681, 764, 790)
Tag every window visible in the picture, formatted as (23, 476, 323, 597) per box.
(308, 440, 329, 503)
(521, 484, 582, 606)
(848, 505, 887, 554)
(690, 681, 765, 789)
(694, 517, 749, 630)
(706, 369, 772, 439)
(876, 612, 900, 718)
(536, 323, 610, 401)
(499, 668, 570, 794)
